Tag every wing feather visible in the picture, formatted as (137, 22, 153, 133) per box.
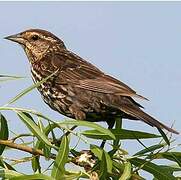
(54, 50, 148, 100)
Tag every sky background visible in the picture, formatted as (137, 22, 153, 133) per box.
(0, 1, 181, 178)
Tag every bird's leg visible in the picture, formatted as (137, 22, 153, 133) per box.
(100, 119, 115, 148)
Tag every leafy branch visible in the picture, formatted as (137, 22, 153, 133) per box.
(0, 74, 180, 179)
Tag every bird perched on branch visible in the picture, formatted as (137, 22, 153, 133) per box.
(5, 29, 179, 135)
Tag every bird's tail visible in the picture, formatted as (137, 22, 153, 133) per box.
(120, 105, 179, 134)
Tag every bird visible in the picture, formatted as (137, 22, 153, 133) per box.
(4, 29, 179, 135)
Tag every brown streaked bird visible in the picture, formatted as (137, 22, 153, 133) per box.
(5, 29, 179, 135)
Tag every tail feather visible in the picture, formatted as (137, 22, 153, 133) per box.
(120, 105, 179, 134)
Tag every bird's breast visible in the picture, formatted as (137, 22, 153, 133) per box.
(31, 66, 72, 115)
(31, 66, 65, 97)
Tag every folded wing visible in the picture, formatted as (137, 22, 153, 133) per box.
(54, 51, 148, 100)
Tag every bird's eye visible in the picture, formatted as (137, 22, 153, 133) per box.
(31, 35, 39, 41)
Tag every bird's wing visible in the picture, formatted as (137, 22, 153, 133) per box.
(75, 77, 148, 100)
(54, 50, 148, 100)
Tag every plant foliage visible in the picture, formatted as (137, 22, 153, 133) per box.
(0, 74, 180, 179)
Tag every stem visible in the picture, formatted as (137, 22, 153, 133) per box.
(0, 139, 94, 171)
(0, 139, 56, 159)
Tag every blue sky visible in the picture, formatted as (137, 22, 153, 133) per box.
(0, 2, 180, 178)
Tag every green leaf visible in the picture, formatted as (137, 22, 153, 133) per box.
(82, 129, 160, 140)
(113, 117, 122, 148)
(32, 122, 60, 171)
(90, 145, 112, 174)
(130, 158, 177, 180)
(90, 144, 103, 160)
(0, 74, 24, 82)
(0, 75, 24, 78)
(17, 112, 55, 149)
(51, 136, 69, 179)
(103, 150, 112, 174)
(157, 128, 170, 146)
(64, 171, 88, 180)
(59, 120, 115, 140)
(0, 169, 22, 179)
(43, 145, 52, 159)
(158, 165, 181, 174)
(70, 149, 81, 157)
(10, 173, 55, 180)
(119, 162, 131, 180)
(99, 150, 108, 179)
(32, 123, 55, 172)
(31, 156, 41, 173)
(35, 123, 59, 150)
(0, 113, 9, 155)
(154, 152, 181, 166)
(113, 160, 124, 173)
(134, 144, 165, 156)
(0, 158, 15, 170)
(7, 70, 58, 105)
(113, 161, 145, 180)
(105, 152, 112, 174)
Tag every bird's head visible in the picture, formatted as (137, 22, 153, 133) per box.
(5, 29, 66, 63)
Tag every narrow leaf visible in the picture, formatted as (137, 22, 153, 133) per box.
(7, 70, 58, 105)
(17, 112, 55, 149)
(51, 136, 69, 179)
(70, 149, 80, 157)
(157, 128, 170, 146)
(64, 171, 88, 180)
(0, 113, 9, 155)
(134, 144, 165, 156)
(113, 117, 122, 148)
(90, 144, 103, 160)
(130, 158, 176, 180)
(10, 173, 55, 180)
(0, 169, 22, 179)
(90, 145, 112, 174)
(82, 129, 160, 140)
(113, 160, 124, 172)
(59, 120, 115, 140)
(35, 123, 59, 150)
(43, 145, 52, 159)
(0, 75, 24, 82)
(99, 150, 108, 179)
(159, 165, 181, 174)
(154, 152, 181, 166)
(119, 162, 131, 180)
(104, 150, 112, 174)
(0, 159, 15, 170)
(0, 75, 24, 78)
(31, 156, 41, 173)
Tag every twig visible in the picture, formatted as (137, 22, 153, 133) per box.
(0, 139, 94, 171)
(0, 139, 56, 159)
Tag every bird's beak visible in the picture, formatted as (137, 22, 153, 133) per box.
(4, 33, 25, 44)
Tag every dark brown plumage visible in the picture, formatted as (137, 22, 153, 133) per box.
(5, 29, 179, 134)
